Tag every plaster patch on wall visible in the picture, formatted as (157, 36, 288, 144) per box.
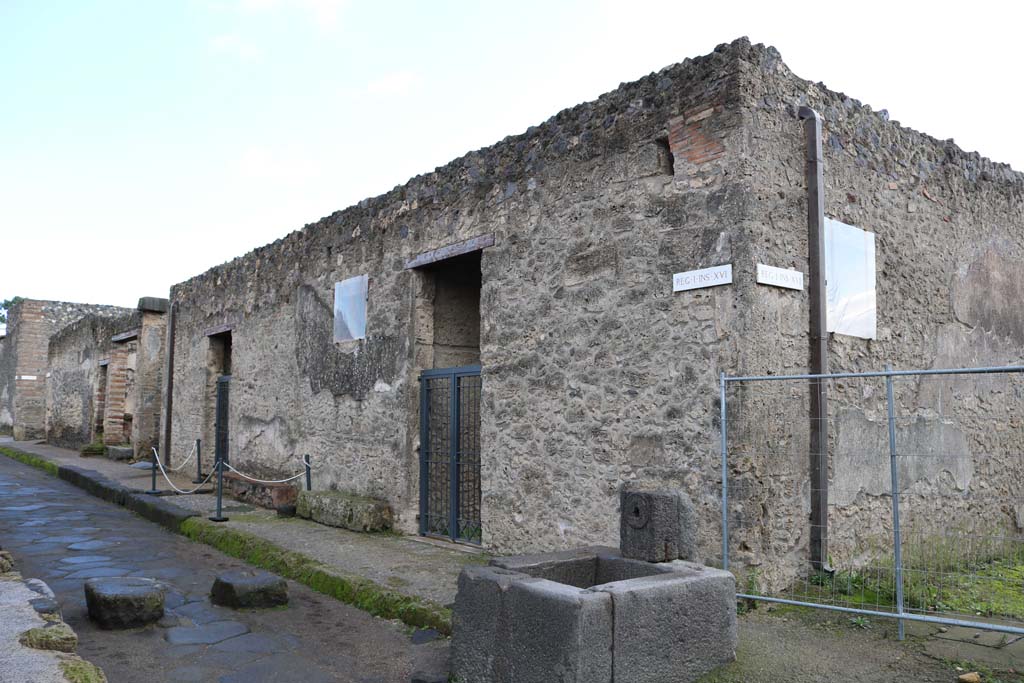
(832, 408, 973, 506)
(236, 415, 296, 465)
(952, 247, 1024, 345)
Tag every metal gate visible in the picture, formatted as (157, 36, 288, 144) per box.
(215, 375, 230, 465)
(419, 366, 482, 544)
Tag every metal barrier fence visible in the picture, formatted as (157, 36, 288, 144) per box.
(720, 365, 1024, 638)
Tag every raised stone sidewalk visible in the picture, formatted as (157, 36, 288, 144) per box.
(0, 440, 486, 632)
(0, 564, 106, 683)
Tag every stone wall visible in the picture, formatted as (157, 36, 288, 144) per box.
(0, 299, 133, 441)
(46, 312, 138, 450)
(0, 332, 12, 434)
(163, 38, 1024, 581)
(723, 46, 1024, 589)
(131, 308, 168, 457)
(164, 40, 749, 546)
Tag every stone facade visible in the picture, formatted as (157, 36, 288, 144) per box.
(44, 299, 168, 457)
(726, 46, 1024, 589)
(0, 332, 12, 435)
(45, 312, 138, 450)
(157, 39, 1023, 584)
(0, 299, 133, 441)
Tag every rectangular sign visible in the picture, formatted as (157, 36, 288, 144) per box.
(756, 264, 804, 290)
(673, 264, 733, 292)
(825, 218, 877, 340)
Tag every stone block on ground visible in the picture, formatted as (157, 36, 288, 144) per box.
(222, 471, 298, 510)
(619, 489, 697, 562)
(296, 490, 393, 532)
(105, 446, 133, 462)
(84, 577, 165, 629)
(210, 570, 288, 609)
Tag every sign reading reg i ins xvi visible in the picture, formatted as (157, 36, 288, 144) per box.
(756, 264, 804, 291)
(672, 264, 733, 292)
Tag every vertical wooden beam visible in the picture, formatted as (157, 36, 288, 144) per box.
(800, 106, 830, 571)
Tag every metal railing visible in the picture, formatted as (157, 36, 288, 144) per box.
(720, 364, 1024, 638)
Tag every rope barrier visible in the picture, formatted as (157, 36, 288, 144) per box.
(164, 440, 197, 472)
(150, 447, 216, 495)
(222, 461, 307, 485)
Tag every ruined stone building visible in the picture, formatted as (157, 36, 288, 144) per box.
(0, 297, 169, 460)
(30, 38, 1024, 584)
(0, 299, 134, 440)
(45, 298, 169, 456)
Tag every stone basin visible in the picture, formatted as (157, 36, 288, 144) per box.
(451, 546, 736, 683)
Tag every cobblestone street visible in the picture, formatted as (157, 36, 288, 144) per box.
(0, 455, 446, 682)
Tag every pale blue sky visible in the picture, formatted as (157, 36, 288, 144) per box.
(2, 0, 1021, 319)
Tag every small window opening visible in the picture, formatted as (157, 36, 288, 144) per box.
(656, 136, 675, 176)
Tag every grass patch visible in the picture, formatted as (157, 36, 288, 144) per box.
(0, 446, 58, 476)
(60, 658, 108, 683)
(179, 517, 452, 634)
(784, 534, 1024, 622)
(79, 442, 106, 457)
(19, 623, 77, 652)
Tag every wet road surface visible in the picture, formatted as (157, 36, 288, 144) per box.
(0, 455, 444, 682)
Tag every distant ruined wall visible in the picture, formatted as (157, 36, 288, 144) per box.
(0, 333, 12, 434)
(2, 299, 133, 441)
(130, 307, 167, 457)
(46, 312, 139, 450)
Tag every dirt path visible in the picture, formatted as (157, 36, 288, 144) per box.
(701, 606, 1023, 683)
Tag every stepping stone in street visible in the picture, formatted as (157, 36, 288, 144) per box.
(85, 577, 166, 629)
(210, 570, 288, 609)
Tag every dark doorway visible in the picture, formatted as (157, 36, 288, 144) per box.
(205, 331, 232, 464)
(428, 251, 481, 369)
(416, 251, 483, 544)
(94, 363, 108, 441)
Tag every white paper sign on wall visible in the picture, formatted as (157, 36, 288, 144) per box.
(672, 264, 733, 293)
(756, 264, 804, 291)
(825, 218, 877, 340)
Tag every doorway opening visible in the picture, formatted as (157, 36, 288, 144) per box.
(205, 331, 232, 464)
(415, 250, 483, 544)
(94, 363, 108, 442)
(427, 251, 481, 368)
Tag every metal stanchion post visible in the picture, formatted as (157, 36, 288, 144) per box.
(209, 451, 228, 522)
(305, 454, 312, 491)
(192, 438, 204, 484)
(146, 448, 160, 495)
(885, 365, 905, 641)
